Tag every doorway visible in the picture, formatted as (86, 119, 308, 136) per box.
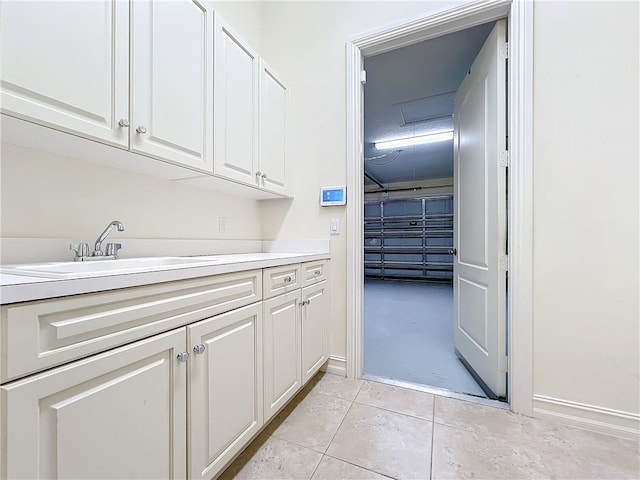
(361, 20, 507, 400)
(345, 0, 534, 415)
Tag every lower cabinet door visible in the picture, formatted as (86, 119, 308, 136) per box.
(188, 303, 263, 480)
(1, 329, 188, 480)
(263, 289, 301, 421)
(301, 281, 329, 384)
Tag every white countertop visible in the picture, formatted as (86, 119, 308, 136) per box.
(1, 252, 330, 304)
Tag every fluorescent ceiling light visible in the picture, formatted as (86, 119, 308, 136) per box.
(375, 130, 453, 150)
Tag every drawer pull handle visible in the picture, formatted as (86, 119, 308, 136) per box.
(313, 270, 321, 276)
(193, 344, 206, 355)
(284, 276, 292, 283)
(299, 300, 311, 307)
(177, 352, 190, 363)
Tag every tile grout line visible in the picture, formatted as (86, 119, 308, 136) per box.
(352, 398, 434, 422)
(307, 453, 324, 480)
(322, 380, 364, 454)
(323, 451, 399, 480)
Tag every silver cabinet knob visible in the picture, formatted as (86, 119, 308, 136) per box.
(448, 248, 457, 256)
(298, 301, 306, 307)
(306, 299, 311, 305)
(118, 118, 130, 127)
(314, 270, 321, 276)
(136, 125, 147, 134)
(255, 171, 262, 178)
(193, 344, 206, 355)
(177, 352, 190, 363)
(262, 173, 268, 179)
(284, 276, 292, 283)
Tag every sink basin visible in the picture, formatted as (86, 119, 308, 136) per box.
(2, 256, 221, 278)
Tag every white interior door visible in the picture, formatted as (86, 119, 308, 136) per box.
(453, 20, 507, 399)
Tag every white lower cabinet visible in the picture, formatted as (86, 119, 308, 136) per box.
(188, 303, 263, 480)
(0, 261, 327, 479)
(1, 328, 188, 479)
(262, 262, 329, 422)
(301, 282, 329, 385)
(263, 290, 302, 420)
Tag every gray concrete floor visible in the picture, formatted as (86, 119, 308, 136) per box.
(364, 279, 487, 397)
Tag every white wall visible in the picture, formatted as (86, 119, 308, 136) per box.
(259, 0, 639, 435)
(0, 143, 262, 240)
(0, 1, 264, 247)
(531, 1, 639, 432)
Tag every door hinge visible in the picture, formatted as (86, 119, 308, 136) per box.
(499, 151, 509, 168)
(499, 356, 509, 373)
(499, 254, 509, 272)
(500, 42, 509, 60)
(360, 70, 367, 84)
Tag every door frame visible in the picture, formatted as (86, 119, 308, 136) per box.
(345, 0, 534, 415)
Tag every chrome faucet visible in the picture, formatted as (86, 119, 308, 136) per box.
(70, 220, 125, 261)
(94, 220, 124, 256)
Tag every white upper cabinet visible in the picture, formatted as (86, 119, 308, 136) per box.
(181, 12, 292, 198)
(258, 59, 290, 196)
(1, 0, 213, 173)
(0, 0, 129, 147)
(131, 0, 213, 171)
(1, 2, 291, 197)
(212, 14, 259, 186)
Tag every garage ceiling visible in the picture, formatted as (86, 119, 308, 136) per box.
(363, 22, 494, 187)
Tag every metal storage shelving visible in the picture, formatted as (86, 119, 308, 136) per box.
(364, 195, 454, 282)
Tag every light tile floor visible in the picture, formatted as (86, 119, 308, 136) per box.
(221, 373, 640, 480)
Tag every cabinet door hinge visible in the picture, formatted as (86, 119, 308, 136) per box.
(499, 151, 509, 168)
(360, 70, 367, 84)
(500, 42, 509, 60)
(499, 356, 509, 373)
(499, 254, 509, 272)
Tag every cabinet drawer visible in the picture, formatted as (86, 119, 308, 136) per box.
(1, 270, 262, 383)
(301, 260, 327, 286)
(262, 264, 300, 299)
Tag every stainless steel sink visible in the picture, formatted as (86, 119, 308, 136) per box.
(2, 256, 221, 278)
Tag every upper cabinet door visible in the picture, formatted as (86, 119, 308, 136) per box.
(131, 0, 214, 172)
(0, 0, 129, 147)
(212, 14, 259, 185)
(258, 60, 290, 196)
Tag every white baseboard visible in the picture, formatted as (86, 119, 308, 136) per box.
(533, 395, 640, 440)
(321, 355, 347, 377)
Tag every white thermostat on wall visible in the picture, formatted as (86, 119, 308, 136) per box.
(320, 186, 347, 206)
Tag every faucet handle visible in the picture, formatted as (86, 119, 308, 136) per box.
(70, 243, 90, 259)
(105, 243, 122, 258)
